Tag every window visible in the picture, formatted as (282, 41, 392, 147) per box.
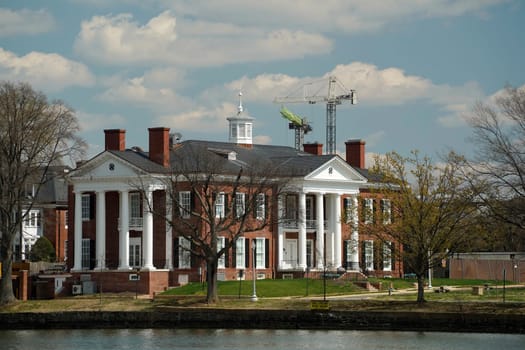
(81, 238, 91, 269)
(256, 193, 265, 221)
(178, 237, 191, 268)
(230, 124, 237, 138)
(235, 193, 245, 218)
(362, 198, 374, 224)
(64, 240, 68, 262)
(81, 194, 91, 221)
(364, 240, 374, 271)
(179, 191, 191, 218)
(215, 193, 225, 218)
(344, 197, 353, 223)
(217, 237, 226, 268)
(254, 238, 265, 269)
(383, 241, 392, 271)
(129, 238, 142, 268)
(130, 192, 142, 226)
(238, 124, 246, 138)
(285, 195, 297, 220)
(306, 239, 313, 268)
(25, 210, 41, 227)
(381, 199, 391, 224)
(305, 196, 314, 221)
(246, 124, 252, 138)
(236, 237, 245, 268)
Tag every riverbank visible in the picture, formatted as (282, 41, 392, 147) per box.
(2, 307, 525, 334)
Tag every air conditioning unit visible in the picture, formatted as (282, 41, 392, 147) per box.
(72, 284, 82, 295)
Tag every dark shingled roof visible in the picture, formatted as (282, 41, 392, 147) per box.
(104, 139, 377, 181)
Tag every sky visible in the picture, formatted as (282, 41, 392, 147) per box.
(1, 0, 524, 167)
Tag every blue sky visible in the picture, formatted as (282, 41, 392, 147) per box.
(1, 0, 524, 166)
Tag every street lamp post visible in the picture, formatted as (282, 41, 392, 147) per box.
(251, 239, 258, 302)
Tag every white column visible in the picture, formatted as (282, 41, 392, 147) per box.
(95, 190, 106, 270)
(277, 195, 285, 270)
(333, 193, 342, 268)
(142, 189, 155, 270)
(315, 192, 324, 269)
(349, 195, 360, 270)
(165, 191, 173, 269)
(118, 190, 130, 270)
(298, 192, 307, 269)
(72, 191, 83, 271)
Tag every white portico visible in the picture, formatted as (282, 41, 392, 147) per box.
(277, 156, 366, 272)
(69, 151, 171, 272)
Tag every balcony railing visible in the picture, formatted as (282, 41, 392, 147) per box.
(118, 217, 143, 230)
(281, 219, 327, 230)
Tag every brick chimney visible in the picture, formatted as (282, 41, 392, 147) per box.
(148, 127, 170, 167)
(104, 129, 126, 151)
(345, 139, 365, 168)
(303, 142, 323, 155)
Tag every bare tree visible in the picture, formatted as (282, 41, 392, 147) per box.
(362, 150, 478, 302)
(0, 82, 85, 304)
(143, 142, 288, 303)
(465, 85, 525, 231)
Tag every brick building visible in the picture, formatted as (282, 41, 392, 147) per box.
(66, 107, 401, 295)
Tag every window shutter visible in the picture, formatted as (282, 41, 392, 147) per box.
(190, 241, 196, 268)
(391, 243, 396, 271)
(374, 240, 381, 270)
(89, 194, 95, 219)
(232, 240, 237, 268)
(360, 241, 366, 271)
(245, 239, 250, 268)
(265, 239, 269, 268)
(224, 239, 230, 268)
(343, 240, 348, 270)
(173, 238, 179, 268)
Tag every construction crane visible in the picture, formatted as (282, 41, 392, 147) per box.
(280, 107, 312, 151)
(274, 76, 357, 154)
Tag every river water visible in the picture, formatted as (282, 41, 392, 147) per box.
(1, 329, 524, 350)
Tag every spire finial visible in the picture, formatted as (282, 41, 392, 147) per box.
(238, 90, 243, 113)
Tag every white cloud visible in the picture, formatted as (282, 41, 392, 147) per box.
(166, 0, 506, 34)
(74, 11, 332, 66)
(0, 48, 95, 92)
(253, 135, 272, 145)
(154, 102, 235, 133)
(76, 111, 126, 132)
(0, 8, 55, 36)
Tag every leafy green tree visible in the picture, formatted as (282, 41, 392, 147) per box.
(30, 237, 56, 262)
(362, 150, 479, 302)
(0, 81, 85, 305)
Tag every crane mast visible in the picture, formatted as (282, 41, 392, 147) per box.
(274, 76, 357, 154)
(280, 107, 312, 151)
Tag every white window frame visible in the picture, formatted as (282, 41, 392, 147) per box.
(215, 193, 225, 218)
(25, 210, 41, 227)
(364, 240, 374, 271)
(363, 198, 374, 224)
(256, 193, 265, 221)
(81, 238, 90, 269)
(130, 192, 142, 224)
(81, 194, 91, 221)
(129, 237, 142, 268)
(235, 192, 245, 218)
(179, 191, 191, 219)
(383, 241, 392, 271)
(178, 237, 191, 269)
(217, 236, 226, 268)
(381, 199, 391, 224)
(255, 238, 265, 269)
(285, 194, 297, 220)
(236, 237, 245, 268)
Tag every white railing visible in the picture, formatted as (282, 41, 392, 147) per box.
(118, 217, 143, 230)
(281, 219, 327, 230)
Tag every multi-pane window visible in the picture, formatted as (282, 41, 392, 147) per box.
(381, 199, 391, 224)
(215, 193, 225, 218)
(129, 237, 141, 268)
(344, 197, 353, 223)
(362, 198, 374, 224)
(256, 193, 265, 220)
(230, 124, 237, 138)
(364, 240, 374, 271)
(285, 195, 297, 220)
(254, 238, 265, 269)
(81, 238, 90, 269)
(383, 241, 392, 271)
(81, 194, 91, 221)
(236, 237, 245, 268)
(130, 192, 141, 226)
(217, 237, 226, 268)
(305, 196, 314, 221)
(179, 191, 191, 218)
(235, 192, 245, 218)
(306, 240, 313, 268)
(178, 237, 191, 268)
(25, 210, 41, 227)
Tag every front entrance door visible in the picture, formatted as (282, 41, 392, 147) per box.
(284, 239, 298, 268)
